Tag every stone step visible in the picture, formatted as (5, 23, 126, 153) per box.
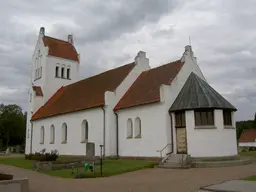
(157, 164, 191, 169)
(192, 159, 252, 168)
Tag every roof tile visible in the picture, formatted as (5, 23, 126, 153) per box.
(43, 36, 79, 62)
(114, 60, 184, 110)
(31, 62, 135, 120)
(239, 129, 256, 142)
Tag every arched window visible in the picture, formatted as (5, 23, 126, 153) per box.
(62, 123, 67, 143)
(127, 118, 133, 139)
(81, 120, 89, 143)
(40, 126, 45, 144)
(67, 68, 71, 79)
(55, 64, 60, 77)
(61, 65, 65, 78)
(135, 117, 141, 138)
(50, 124, 55, 144)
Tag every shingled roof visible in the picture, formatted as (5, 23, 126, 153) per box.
(31, 62, 135, 120)
(114, 60, 184, 110)
(169, 72, 237, 112)
(239, 129, 256, 142)
(42, 36, 79, 62)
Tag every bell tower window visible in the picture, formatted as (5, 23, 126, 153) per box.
(61, 67, 65, 78)
(67, 68, 70, 79)
(55, 66, 59, 77)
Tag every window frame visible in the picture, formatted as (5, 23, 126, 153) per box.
(67, 66, 71, 79)
(194, 109, 215, 127)
(40, 126, 45, 144)
(223, 110, 232, 126)
(61, 67, 65, 78)
(62, 123, 67, 144)
(175, 111, 186, 128)
(50, 125, 55, 144)
(127, 118, 133, 139)
(55, 66, 60, 78)
(81, 120, 89, 143)
(134, 117, 142, 138)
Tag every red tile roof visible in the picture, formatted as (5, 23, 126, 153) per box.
(31, 62, 135, 120)
(42, 36, 79, 62)
(239, 129, 256, 142)
(114, 60, 184, 110)
(32, 86, 43, 96)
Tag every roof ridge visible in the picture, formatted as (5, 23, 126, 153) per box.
(114, 71, 148, 110)
(44, 35, 70, 44)
(149, 59, 182, 72)
(64, 62, 135, 88)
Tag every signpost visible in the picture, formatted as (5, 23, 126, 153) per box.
(99, 144, 103, 177)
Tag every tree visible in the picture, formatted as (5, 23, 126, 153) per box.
(254, 112, 256, 124)
(0, 104, 26, 148)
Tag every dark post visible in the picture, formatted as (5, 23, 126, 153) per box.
(99, 144, 103, 177)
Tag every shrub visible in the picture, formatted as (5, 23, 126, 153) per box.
(25, 149, 59, 161)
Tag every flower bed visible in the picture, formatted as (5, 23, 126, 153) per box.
(0, 173, 13, 181)
(25, 149, 58, 161)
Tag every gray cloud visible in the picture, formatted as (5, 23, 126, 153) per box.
(0, 0, 255, 121)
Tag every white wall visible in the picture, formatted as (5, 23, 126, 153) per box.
(31, 108, 103, 156)
(239, 142, 256, 147)
(117, 103, 168, 157)
(185, 110, 238, 157)
(104, 51, 150, 156)
(43, 56, 79, 102)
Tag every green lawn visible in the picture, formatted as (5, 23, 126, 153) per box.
(239, 151, 256, 158)
(241, 175, 256, 181)
(0, 157, 156, 178)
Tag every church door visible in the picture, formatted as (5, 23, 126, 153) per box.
(175, 111, 187, 154)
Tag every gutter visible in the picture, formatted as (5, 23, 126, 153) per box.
(101, 107, 106, 158)
(114, 112, 119, 158)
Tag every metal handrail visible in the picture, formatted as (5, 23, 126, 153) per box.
(156, 143, 172, 159)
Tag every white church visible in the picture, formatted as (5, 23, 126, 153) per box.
(25, 27, 238, 159)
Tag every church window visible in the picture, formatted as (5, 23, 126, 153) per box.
(40, 126, 45, 144)
(61, 67, 65, 78)
(127, 118, 133, 139)
(62, 123, 67, 143)
(67, 68, 70, 79)
(55, 66, 59, 77)
(81, 120, 89, 143)
(223, 110, 232, 126)
(50, 124, 55, 144)
(134, 117, 141, 138)
(175, 111, 186, 128)
(194, 110, 214, 126)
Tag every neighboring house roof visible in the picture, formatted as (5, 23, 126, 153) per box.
(31, 62, 135, 120)
(114, 60, 184, 110)
(239, 129, 256, 142)
(42, 36, 79, 62)
(169, 72, 237, 112)
(32, 86, 43, 96)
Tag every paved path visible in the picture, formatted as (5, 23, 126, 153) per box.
(200, 180, 256, 192)
(0, 164, 255, 192)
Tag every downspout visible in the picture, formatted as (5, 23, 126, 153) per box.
(169, 112, 174, 154)
(101, 107, 106, 158)
(30, 121, 33, 154)
(114, 112, 119, 158)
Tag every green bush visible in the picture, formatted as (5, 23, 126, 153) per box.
(25, 149, 59, 161)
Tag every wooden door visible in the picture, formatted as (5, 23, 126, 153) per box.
(175, 111, 187, 154)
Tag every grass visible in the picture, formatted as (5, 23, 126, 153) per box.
(239, 151, 256, 158)
(0, 156, 157, 178)
(241, 175, 256, 181)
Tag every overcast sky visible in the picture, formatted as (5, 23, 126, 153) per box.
(0, 0, 255, 121)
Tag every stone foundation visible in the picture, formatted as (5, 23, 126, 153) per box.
(0, 178, 29, 192)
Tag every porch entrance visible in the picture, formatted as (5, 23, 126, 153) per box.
(175, 111, 187, 154)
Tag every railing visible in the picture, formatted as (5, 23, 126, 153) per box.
(157, 143, 172, 163)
